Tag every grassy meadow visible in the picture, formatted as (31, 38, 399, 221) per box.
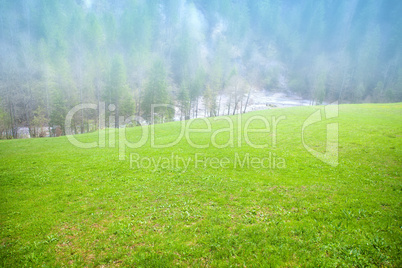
(0, 103, 401, 267)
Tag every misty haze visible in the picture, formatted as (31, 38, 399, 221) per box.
(0, 0, 401, 136)
(0, 1, 401, 267)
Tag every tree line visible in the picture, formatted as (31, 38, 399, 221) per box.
(0, 0, 401, 138)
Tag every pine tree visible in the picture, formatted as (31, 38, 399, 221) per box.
(104, 55, 130, 127)
(0, 98, 10, 139)
(49, 89, 67, 136)
(189, 68, 206, 118)
(142, 60, 169, 123)
(178, 81, 190, 120)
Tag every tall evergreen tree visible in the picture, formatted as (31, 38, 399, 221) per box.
(104, 55, 130, 128)
(142, 60, 169, 123)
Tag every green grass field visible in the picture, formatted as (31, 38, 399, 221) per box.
(0, 103, 401, 267)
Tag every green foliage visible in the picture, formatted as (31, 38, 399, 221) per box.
(177, 81, 190, 120)
(49, 90, 67, 135)
(171, 24, 195, 84)
(263, 68, 280, 90)
(354, 83, 365, 103)
(189, 68, 206, 102)
(203, 85, 217, 117)
(119, 94, 135, 118)
(106, 55, 128, 104)
(289, 77, 308, 97)
(84, 14, 103, 50)
(102, 55, 132, 127)
(142, 60, 169, 123)
(32, 106, 49, 137)
(0, 0, 402, 137)
(0, 99, 10, 139)
(313, 73, 327, 105)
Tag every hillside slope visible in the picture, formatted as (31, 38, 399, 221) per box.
(0, 104, 401, 266)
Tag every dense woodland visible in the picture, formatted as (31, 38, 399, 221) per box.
(0, 0, 401, 138)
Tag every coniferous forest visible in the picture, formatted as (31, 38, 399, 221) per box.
(0, 0, 401, 138)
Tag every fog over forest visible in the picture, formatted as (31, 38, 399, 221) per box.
(0, 0, 401, 138)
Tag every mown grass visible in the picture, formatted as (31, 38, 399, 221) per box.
(0, 103, 401, 267)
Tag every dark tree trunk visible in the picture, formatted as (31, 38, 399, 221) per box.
(244, 87, 251, 113)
